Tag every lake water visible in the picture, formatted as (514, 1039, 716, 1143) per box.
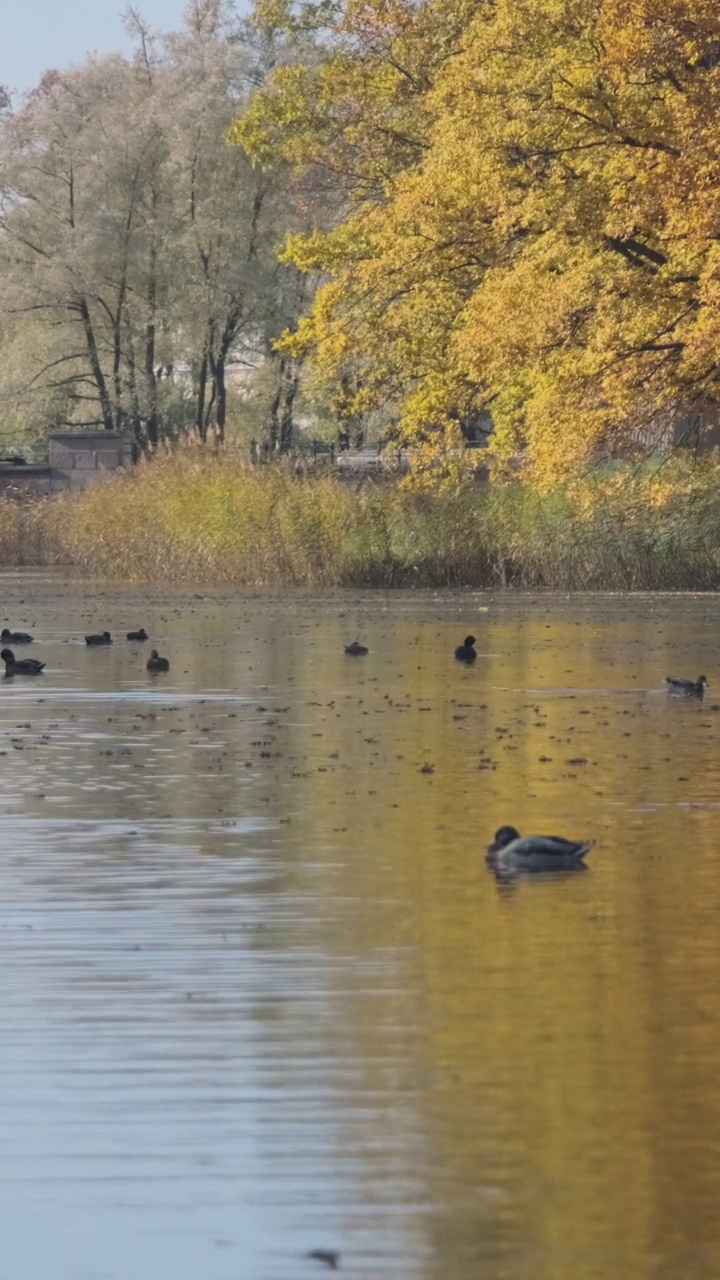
(1, 575, 720, 1280)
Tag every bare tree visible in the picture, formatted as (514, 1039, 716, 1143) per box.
(0, 57, 169, 439)
(163, 3, 293, 442)
(0, 1, 309, 452)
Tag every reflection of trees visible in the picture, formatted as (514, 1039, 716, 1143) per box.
(3, 594, 720, 1280)
(267, 606, 720, 1280)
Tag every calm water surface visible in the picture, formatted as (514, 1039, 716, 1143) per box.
(1, 577, 720, 1280)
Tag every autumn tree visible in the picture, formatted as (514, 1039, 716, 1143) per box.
(0, 57, 165, 441)
(236, 0, 720, 482)
(0, 0, 308, 452)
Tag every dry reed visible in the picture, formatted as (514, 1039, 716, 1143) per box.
(2, 452, 720, 589)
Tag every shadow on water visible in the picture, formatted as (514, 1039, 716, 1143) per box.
(0, 577, 720, 1278)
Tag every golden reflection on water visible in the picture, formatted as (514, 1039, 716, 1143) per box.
(0, 578, 720, 1279)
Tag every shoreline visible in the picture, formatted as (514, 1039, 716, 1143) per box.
(2, 568, 720, 597)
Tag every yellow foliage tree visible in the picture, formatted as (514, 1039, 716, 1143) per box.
(233, 0, 720, 483)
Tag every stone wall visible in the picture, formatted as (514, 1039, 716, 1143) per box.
(0, 466, 57, 500)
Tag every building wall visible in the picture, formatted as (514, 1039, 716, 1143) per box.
(673, 404, 720, 450)
(48, 431, 132, 489)
(625, 401, 720, 455)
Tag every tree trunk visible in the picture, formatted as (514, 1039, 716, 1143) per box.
(144, 193, 159, 446)
(111, 181, 138, 424)
(123, 318, 144, 447)
(203, 378, 217, 437)
(214, 355, 227, 444)
(279, 366, 299, 453)
(78, 297, 115, 431)
(210, 308, 241, 446)
(268, 357, 285, 451)
(196, 351, 209, 441)
(112, 290, 125, 413)
(69, 160, 115, 432)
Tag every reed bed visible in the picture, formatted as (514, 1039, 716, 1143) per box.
(3, 452, 720, 589)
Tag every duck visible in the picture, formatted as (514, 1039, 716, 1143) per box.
(454, 635, 477, 662)
(306, 1251, 340, 1271)
(486, 825, 592, 871)
(126, 628, 148, 641)
(85, 631, 112, 646)
(344, 640, 368, 655)
(0, 628, 33, 644)
(665, 675, 707, 696)
(146, 649, 169, 672)
(1, 648, 45, 676)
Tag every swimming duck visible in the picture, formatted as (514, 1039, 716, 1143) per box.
(454, 635, 477, 662)
(1, 648, 45, 676)
(486, 825, 592, 871)
(344, 640, 368, 655)
(665, 675, 707, 696)
(126, 628, 148, 641)
(0, 628, 33, 644)
(146, 649, 169, 672)
(85, 631, 112, 646)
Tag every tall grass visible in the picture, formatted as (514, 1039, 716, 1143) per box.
(4, 452, 720, 588)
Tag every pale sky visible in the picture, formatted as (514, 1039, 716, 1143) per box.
(1, 0, 250, 96)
